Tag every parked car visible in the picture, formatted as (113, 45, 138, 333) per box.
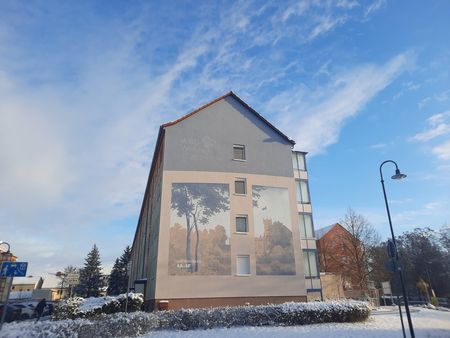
(11, 303, 36, 320)
(0, 304, 22, 323)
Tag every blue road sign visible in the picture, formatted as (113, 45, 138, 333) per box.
(0, 261, 28, 277)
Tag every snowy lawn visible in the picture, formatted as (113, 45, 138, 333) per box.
(140, 308, 450, 338)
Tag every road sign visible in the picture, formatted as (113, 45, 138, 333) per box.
(0, 261, 28, 277)
(66, 273, 80, 285)
(387, 240, 396, 258)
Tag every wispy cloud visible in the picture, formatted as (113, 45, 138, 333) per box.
(409, 111, 450, 142)
(432, 140, 450, 160)
(337, 0, 360, 9)
(267, 52, 415, 155)
(365, 0, 387, 17)
(371, 143, 387, 149)
(0, 0, 424, 275)
(410, 111, 450, 162)
(308, 15, 348, 41)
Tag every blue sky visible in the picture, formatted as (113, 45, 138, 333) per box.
(1, 0, 449, 276)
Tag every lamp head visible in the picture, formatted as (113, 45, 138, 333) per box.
(391, 168, 407, 180)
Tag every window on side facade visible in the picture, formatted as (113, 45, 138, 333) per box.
(292, 152, 306, 171)
(236, 255, 250, 275)
(233, 144, 246, 161)
(234, 179, 247, 195)
(236, 215, 248, 233)
(299, 213, 314, 238)
(295, 179, 310, 203)
(303, 250, 319, 278)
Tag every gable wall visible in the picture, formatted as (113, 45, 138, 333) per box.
(163, 96, 293, 177)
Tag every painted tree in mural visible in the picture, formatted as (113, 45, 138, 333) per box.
(171, 183, 229, 272)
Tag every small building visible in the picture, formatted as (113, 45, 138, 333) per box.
(316, 223, 367, 298)
(130, 92, 321, 310)
(9, 276, 44, 300)
(31, 274, 69, 301)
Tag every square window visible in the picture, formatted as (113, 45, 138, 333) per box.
(236, 255, 250, 275)
(233, 145, 246, 160)
(235, 179, 246, 194)
(236, 216, 248, 232)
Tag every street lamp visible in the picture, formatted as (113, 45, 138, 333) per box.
(380, 160, 415, 338)
(0, 242, 10, 254)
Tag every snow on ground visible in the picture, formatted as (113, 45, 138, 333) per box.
(139, 308, 450, 338)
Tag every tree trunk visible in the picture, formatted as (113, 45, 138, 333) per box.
(193, 213, 200, 272)
(185, 215, 193, 272)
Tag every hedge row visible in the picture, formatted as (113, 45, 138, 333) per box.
(52, 294, 144, 320)
(1, 301, 370, 338)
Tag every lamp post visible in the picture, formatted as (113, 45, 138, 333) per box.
(380, 160, 415, 338)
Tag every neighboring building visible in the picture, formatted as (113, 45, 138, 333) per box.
(11, 276, 43, 293)
(32, 274, 69, 301)
(130, 92, 321, 310)
(316, 223, 367, 298)
(9, 276, 43, 300)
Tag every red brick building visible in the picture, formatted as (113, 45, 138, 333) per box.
(316, 223, 368, 297)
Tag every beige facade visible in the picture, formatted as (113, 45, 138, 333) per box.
(155, 171, 306, 302)
(130, 92, 320, 310)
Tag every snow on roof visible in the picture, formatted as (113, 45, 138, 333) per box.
(315, 223, 338, 240)
(12, 276, 42, 286)
(41, 273, 62, 288)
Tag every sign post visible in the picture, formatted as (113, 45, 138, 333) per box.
(65, 273, 80, 299)
(0, 261, 27, 330)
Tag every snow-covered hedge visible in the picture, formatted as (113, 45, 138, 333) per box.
(52, 293, 143, 320)
(1, 301, 370, 338)
(156, 301, 370, 330)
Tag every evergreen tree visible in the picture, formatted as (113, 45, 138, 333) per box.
(107, 246, 132, 295)
(76, 244, 103, 298)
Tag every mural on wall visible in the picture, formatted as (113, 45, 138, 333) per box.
(253, 185, 296, 275)
(169, 183, 231, 275)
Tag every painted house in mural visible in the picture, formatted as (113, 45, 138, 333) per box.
(130, 92, 321, 310)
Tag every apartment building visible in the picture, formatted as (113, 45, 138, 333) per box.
(130, 92, 321, 310)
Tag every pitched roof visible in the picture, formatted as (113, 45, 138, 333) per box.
(162, 91, 295, 145)
(315, 223, 339, 240)
(12, 276, 42, 287)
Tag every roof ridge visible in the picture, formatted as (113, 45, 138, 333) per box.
(161, 91, 295, 145)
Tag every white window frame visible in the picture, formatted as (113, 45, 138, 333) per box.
(236, 255, 251, 276)
(233, 144, 246, 161)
